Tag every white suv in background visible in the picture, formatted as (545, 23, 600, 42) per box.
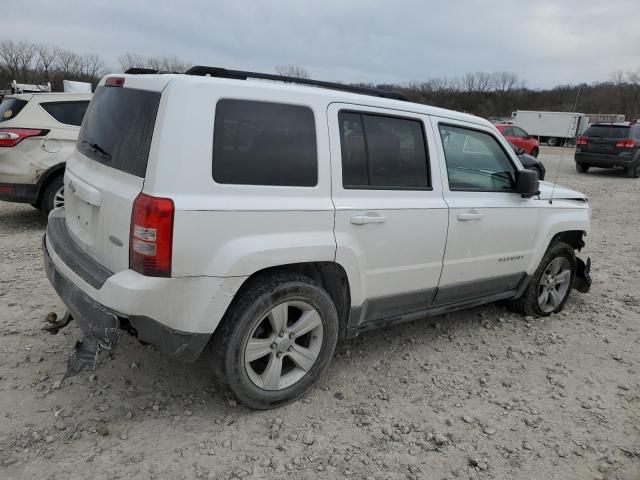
(0, 92, 91, 213)
(43, 68, 592, 409)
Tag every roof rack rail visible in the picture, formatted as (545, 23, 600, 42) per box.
(183, 66, 407, 101)
(124, 67, 160, 75)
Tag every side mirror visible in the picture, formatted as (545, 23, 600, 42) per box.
(515, 169, 540, 198)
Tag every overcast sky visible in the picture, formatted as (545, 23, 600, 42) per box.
(5, 0, 639, 88)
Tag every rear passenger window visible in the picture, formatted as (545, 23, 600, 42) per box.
(40, 101, 89, 126)
(339, 111, 429, 189)
(213, 100, 317, 186)
(0, 98, 28, 122)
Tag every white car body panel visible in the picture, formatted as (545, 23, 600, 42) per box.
(0, 92, 91, 186)
(328, 103, 448, 311)
(47, 72, 591, 341)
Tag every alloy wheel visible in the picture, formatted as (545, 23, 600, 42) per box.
(244, 300, 323, 391)
(537, 257, 571, 313)
(53, 186, 65, 209)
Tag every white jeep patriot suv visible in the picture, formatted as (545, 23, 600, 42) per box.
(43, 67, 591, 409)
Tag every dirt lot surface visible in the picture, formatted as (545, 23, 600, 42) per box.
(0, 147, 639, 480)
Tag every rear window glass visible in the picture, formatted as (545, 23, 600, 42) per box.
(213, 99, 317, 186)
(0, 98, 28, 122)
(584, 125, 630, 139)
(41, 101, 89, 127)
(77, 86, 160, 177)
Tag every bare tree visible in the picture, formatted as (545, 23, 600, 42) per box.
(80, 53, 105, 79)
(0, 40, 36, 80)
(118, 52, 146, 72)
(492, 72, 519, 93)
(146, 55, 191, 72)
(35, 44, 57, 81)
(275, 64, 310, 78)
(119, 53, 191, 72)
(55, 48, 82, 77)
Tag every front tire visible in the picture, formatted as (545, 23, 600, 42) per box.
(531, 147, 539, 158)
(211, 273, 339, 409)
(508, 241, 576, 317)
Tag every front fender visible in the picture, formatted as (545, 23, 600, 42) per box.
(528, 201, 590, 275)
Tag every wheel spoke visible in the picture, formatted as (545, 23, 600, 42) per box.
(539, 276, 549, 286)
(288, 344, 317, 372)
(548, 288, 560, 307)
(261, 354, 283, 390)
(245, 337, 274, 362)
(554, 269, 571, 285)
(268, 303, 288, 333)
(538, 290, 549, 307)
(289, 310, 322, 338)
(548, 259, 562, 276)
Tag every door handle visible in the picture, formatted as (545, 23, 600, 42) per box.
(457, 211, 484, 221)
(350, 213, 386, 225)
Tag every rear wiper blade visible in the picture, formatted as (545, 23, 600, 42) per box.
(81, 140, 111, 161)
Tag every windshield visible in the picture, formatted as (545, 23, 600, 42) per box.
(0, 98, 28, 122)
(77, 86, 160, 177)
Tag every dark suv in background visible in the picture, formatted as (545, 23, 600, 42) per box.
(575, 123, 640, 178)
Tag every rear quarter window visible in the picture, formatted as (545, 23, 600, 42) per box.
(0, 98, 28, 122)
(77, 86, 160, 177)
(212, 99, 317, 187)
(40, 101, 89, 127)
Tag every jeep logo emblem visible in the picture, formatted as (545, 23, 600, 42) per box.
(68, 180, 76, 194)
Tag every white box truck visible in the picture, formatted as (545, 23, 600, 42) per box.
(511, 111, 589, 146)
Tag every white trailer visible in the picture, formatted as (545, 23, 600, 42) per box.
(511, 110, 589, 146)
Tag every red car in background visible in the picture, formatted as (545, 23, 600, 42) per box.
(495, 124, 540, 157)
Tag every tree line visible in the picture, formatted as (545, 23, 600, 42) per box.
(1, 40, 638, 119)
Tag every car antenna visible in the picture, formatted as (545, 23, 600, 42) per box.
(549, 85, 583, 204)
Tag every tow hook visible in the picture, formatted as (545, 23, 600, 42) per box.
(42, 311, 73, 335)
(574, 257, 592, 293)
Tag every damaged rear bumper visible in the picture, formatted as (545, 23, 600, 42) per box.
(42, 234, 211, 371)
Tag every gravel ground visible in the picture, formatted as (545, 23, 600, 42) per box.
(0, 147, 639, 480)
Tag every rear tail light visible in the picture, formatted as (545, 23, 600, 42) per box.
(0, 128, 48, 147)
(576, 136, 588, 146)
(105, 76, 125, 87)
(130, 193, 174, 277)
(615, 139, 636, 148)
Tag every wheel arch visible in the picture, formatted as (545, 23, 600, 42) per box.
(528, 205, 589, 276)
(221, 261, 352, 339)
(35, 162, 65, 205)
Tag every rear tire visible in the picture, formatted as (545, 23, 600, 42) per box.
(41, 175, 64, 215)
(211, 273, 339, 409)
(508, 241, 576, 317)
(626, 161, 640, 178)
(531, 147, 539, 158)
(576, 163, 589, 174)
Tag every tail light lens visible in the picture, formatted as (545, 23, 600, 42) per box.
(576, 136, 588, 146)
(130, 193, 174, 277)
(105, 76, 125, 87)
(615, 139, 636, 148)
(0, 128, 48, 147)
